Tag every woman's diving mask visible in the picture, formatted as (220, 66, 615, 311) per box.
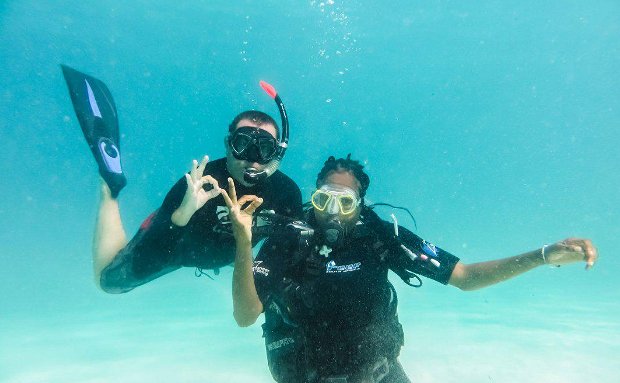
(311, 185, 360, 216)
(312, 185, 361, 246)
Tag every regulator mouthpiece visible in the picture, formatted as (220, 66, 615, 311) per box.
(243, 159, 281, 184)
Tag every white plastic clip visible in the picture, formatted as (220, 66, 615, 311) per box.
(390, 213, 399, 237)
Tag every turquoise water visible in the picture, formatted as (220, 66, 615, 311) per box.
(1, 1, 619, 382)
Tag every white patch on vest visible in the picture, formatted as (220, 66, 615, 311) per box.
(326, 260, 361, 273)
(319, 245, 332, 257)
(253, 260, 270, 276)
(267, 337, 294, 351)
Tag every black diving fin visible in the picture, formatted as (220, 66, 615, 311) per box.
(61, 64, 127, 198)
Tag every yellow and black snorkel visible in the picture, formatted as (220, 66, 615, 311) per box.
(243, 80, 289, 184)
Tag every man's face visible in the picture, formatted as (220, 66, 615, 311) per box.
(226, 118, 277, 186)
(313, 170, 362, 230)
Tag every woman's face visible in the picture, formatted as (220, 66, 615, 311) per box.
(314, 170, 362, 229)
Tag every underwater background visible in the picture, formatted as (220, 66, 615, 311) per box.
(1, 1, 618, 382)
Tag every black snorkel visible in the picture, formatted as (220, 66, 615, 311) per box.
(243, 80, 289, 184)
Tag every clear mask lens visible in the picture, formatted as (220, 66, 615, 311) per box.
(311, 186, 359, 215)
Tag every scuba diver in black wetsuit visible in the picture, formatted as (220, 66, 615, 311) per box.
(61, 65, 302, 293)
(223, 155, 598, 383)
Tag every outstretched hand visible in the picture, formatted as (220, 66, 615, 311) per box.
(220, 177, 263, 245)
(545, 238, 598, 270)
(171, 155, 221, 226)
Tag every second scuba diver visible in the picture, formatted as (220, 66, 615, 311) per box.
(61, 65, 302, 293)
(222, 154, 598, 383)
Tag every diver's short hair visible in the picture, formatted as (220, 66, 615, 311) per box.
(228, 110, 279, 136)
(316, 154, 370, 199)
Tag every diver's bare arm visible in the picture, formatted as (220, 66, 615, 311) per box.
(220, 178, 264, 327)
(448, 250, 542, 291)
(448, 238, 597, 291)
(232, 239, 264, 327)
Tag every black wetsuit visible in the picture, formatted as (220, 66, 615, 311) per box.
(100, 158, 302, 293)
(254, 209, 460, 382)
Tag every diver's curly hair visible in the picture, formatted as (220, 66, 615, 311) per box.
(316, 154, 370, 199)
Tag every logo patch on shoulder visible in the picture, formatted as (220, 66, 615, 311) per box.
(422, 240, 438, 258)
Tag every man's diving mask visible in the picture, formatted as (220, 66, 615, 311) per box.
(229, 126, 279, 165)
(311, 185, 361, 216)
